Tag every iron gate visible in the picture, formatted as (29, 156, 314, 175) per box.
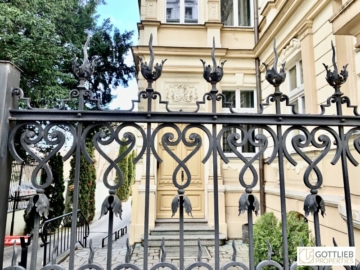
(1, 36, 359, 270)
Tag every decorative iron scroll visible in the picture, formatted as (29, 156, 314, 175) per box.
(6, 34, 360, 270)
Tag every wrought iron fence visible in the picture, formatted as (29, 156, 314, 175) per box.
(3, 34, 359, 270)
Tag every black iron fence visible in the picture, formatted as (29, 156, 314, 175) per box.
(2, 35, 359, 270)
(40, 210, 89, 266)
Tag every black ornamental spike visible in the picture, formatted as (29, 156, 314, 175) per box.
(263, 39, 286, 88)
(72, 32, 99, 84)
(197, 238, 202, 262)
(231, 239, 237, 262)
(200, 37, 227, 84)
(139, 34, 167, 84)
(323, 41, 348, 92)
(160, 238, 166, 262)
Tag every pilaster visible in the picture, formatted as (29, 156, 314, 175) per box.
(0, 61, 21, 268)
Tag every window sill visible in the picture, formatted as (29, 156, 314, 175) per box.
(222, 26, 254, 29)
(224, 153, 257, 159)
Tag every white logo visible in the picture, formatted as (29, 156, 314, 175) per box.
(297, 247, 356, 266)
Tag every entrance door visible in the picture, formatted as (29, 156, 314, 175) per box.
(156, 125, 205, 219)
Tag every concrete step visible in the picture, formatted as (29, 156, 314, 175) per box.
(155, 219, 208, 224)
(151, 225, 214, 235)
(142, 234, 227, 247)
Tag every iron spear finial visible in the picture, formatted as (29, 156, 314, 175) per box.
(323, 41, 348, 92)
(263, 38, 286, 88)
(72, 32, 99, 83)
(200, 37, 227, 84)
(139, 34, 167, 83)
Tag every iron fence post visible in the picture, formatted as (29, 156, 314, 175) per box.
(0, 61, 20, 269)
(107, 208, 114, 270)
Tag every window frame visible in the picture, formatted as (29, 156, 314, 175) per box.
(286, 58, 305, 114)
(221, 89, 257, 157)
(221, 0, 254, 27)
(165, 0, 199, 24)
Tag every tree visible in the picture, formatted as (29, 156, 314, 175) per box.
(116, 142, 129, 202)
(68, 141, 96, 224)
(127, 151, 136, 197)
(88, 19, 135, 106)
(0, 0, 135, 108)
(23, 152, 65, 234)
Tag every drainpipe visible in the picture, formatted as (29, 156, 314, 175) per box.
(253, 0, 265, 214)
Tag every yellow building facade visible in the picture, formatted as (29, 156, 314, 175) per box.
(130, 0, 360, 255)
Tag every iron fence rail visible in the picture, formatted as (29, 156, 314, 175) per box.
(40, 210, 89, 267)
(3, 36, 359, 270)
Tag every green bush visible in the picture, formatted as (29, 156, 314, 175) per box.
(116, 142, 129, 202)
(254, 212, 314, 269)
(68, 141, 96, 224)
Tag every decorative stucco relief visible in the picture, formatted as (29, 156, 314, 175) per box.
(279, 38, 301, 65)
(209, 3, 219, 20)
(146, 1, 157, 18)
(159, 179, 202, 185)
(166, 84, 198, 103)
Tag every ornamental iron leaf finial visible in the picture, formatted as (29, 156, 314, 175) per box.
(25, 190, 49, 219)
(303, 191, 326, 217)
(263, 39, 286, 88)
(99, 190, 122, 219)
(139, 34, 167, 83)
(72, 32, 99, 83)
(200, 37, 227, 84)
(238, 193, 260, 216)
(171, 194, 193, 217)
(323, 41, 348, 91)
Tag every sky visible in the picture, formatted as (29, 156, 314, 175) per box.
(96, 0, 140, 110)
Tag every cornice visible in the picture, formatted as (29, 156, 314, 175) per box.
(329, 0, 357, 23)
(260, 0, 276, 17)
(297, 20, 314, 41)
(255, 0, 304, 57)
(256, 0, 328, 66)
(132, 45, 255, 59)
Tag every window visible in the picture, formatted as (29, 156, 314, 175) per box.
(221, 0, 252, 27)
(222, 89, 257, 156)
(167, 8, 172, 19)
(287, 59, 305, 114)
(222, 127, 256, 155)
(166, 0, 198, 24)
(222, 90, 255, 111)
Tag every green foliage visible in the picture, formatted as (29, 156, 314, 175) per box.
(254, 212, 314, 269)
(44, 153, 66, 227)
(68, 141, 96, 224)
(0, 0, 135, 108)
(116, 142, 129, 202)
(23, 152, 65, 234)
(86, 143, 97, 222)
